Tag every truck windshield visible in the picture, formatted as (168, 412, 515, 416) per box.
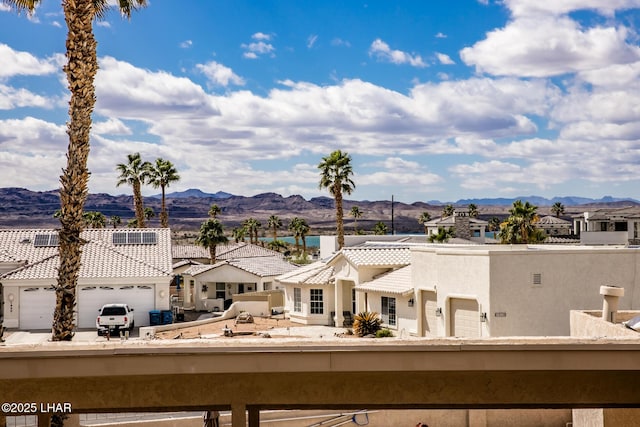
(101, 307, 126, 316)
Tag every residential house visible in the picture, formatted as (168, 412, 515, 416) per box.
(536, 215, 573, 236)
(573, 206, 640, 245)
(0, 228, 172, 330)
(423, 209, 488, 243)
(277, 261, 335, 325)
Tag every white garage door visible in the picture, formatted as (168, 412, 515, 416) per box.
(450, 298, 480, 337)
(421, 290, 437, 337)
(20, 287, 56, 330)
(78, 285, 155, 328)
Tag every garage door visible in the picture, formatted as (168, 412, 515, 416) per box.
(78, 285, 155, 328)
(421, 290, 437, 336)
(20, 287, 56, 330)
(450, 298, 480, 337)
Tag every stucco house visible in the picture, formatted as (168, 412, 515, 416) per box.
(277, 261, 335, 325)
(536, 215, 573, 236)
(0, 228, 172, 330)
(572, 207, 640, 245)
(423, 210, 488, 243)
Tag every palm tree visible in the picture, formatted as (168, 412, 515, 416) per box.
(288, 217, 303, 254)
(146, 158, 180, 228)
(498, 200, 539, 244)
(429, 226, 455, 243)
(208, 204, 221, 219)
(350, 206, 362, 234)
(116, 153, 151, 228)
(83, 211, 106, 228)
(5, 0, 147, 342)
(243, 218, 261, 245)
(468, 203, 478, 218)
(551, 202, 565, 218)
(318, 150, 356, 249)
(195, 219, 228, 264)
(267, 215, 282, 242)
(418, 211, 431, 236)
(373, 221, 388, 235)
(442, 204, 455, 217)
(144, 206, 155, 223)
(298, 218, 310, 256)
(232, 226, 246, 243)
(488, 216, 501, 232)
(109, 215, 121, 229)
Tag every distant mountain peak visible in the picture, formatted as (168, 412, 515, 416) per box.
(154, 188, 234, 199)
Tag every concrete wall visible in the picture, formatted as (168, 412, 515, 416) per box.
(570, 310, 640, 337)
(579, 231, 628, 245)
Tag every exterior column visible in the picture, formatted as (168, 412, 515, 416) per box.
(334, 278, 344, 327)
(231, 403, 246, 427)
(38, 414, 51, 427)
(248, 406, 260, 427)
(416, 290, 424, 337)
(183, 277, 191, 308)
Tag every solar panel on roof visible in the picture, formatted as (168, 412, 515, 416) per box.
(112, 231, 157, 245)
(142, 232, 157, 244)
(33, 233, 59, 247)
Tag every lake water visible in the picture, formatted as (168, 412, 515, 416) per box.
(259, 235, 320, 248)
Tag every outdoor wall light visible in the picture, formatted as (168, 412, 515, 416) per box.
(480, 312, 488, 322)
(435, 307, 442, 317)
(7, 293, 13, 313)
(408, 298, 414, 307)
(159, 290, 166, 299)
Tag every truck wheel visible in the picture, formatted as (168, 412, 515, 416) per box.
(129, 321, 135, 332)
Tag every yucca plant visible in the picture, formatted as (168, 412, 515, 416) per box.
(353, 311, 382, 337)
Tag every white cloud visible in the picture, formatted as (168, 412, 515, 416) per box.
(0, 84, 51, 109)
(368, 38, 427, 68)
(435, 32, 447, 39)
(331, 38, 351, 47)
(196, 61, 245, 87)
(180, 40, 193, 49)
(241, 34, 275, 59)
(92, 118, 132, 136)
(503, 0, 640, 18)
(96, 21, 110, 28)
(461, 16, 640, 77)
(436, 53, 455, 65)
(252, 32, 271, 41)
(307, 34, 318, 49)
(0, 44, 58, 79)
(0, 4, 11, 12)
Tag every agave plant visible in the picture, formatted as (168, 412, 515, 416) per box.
(353, 311, 382, 337)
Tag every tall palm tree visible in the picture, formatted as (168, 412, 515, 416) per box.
(116, 153, 151, 228)
(243, 218, 261, 245)
(350, 206, 362, 234)
(551, 202, 565, 218)
(195, 219, 228, 264)
(232, 226, 246, 243)
(146, 158, 180, 228)
(144, 207, 155, 223)
(109, 215, 121, 229)
(429, 226, 455, 243)
(4, 0, 147, 342)
(498, 200, 540, 244)
(468, 203, 479, 218)
(418, 211, 431, 236)
(442, 204, 455, 217)
(267, 215, 282, 242)
(208, 203, 221, 219)
(297, 218, 310, 256)
(318, 150, 355, 249)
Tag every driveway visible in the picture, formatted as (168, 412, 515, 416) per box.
(2, 328, 141, 344)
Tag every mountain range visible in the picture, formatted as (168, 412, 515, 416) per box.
(0, 187, 638, 232)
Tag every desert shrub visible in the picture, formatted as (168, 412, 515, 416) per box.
(353, 311, 382, 337)
(375, 328, 394, 338)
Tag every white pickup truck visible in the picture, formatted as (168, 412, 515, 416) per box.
(96, 303, 135, 336)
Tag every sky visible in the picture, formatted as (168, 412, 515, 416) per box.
(1, 0, 640, 203)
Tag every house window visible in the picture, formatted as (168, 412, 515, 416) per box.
(310, 289, 323, 314)
(381, 296, 396, 326)
(294, 288, 301, 312)
(600, 222, 608, 231)
(215, 283, 225, 299)
(532, 273, 542, 286)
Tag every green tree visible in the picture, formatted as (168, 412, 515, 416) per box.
(109, 215, 121, 229)
(468, 203, 478, 218)
(4, 0, 147, 342)
(243, 218, 261, 245)
(267, 215, 282, 242)
(195, 219, 228, 264)
(373, 221, 388, 235)
(551, 202, 565, 218)
(429, 226, 455, 243)
(350, 206, 362, 234)
(82, 211, 106, 228)
(208, 204, 221, 219)
(298, 218, 311, 256)
(318, 150, 355, 249)
(418, 211, 431, 236)
(442, 204, 455, 217)
(127, 218, 138, 228)
(146, 158, 180, 228)
(488, 216, 501, 232)
(144, 206, 155, 223)
(498, 200, 540, 244)
(232, 226, 246, 243)
(268, 239, 288, 252)
(116, 153, 151, 228)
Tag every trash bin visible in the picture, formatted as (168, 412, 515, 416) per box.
(161, 310, 173, 325)
(149, 310, 161, 326)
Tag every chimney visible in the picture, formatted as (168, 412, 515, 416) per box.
(600, 285, 625, 323)
(454, 209, 471, 240)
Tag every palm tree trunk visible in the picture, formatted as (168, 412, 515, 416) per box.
(160, 184, 168, 228)
(133, 180, 145, 228)
(210, 246, 216, 264)
(52, 0, 97, 342)
(302, 236, 307, 256)
(334, 184, 345, 249)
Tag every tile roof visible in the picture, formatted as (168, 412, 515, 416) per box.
(276, 261, 335, 285)
(426, 216, 488, 226)
(172, 242, 283, 260)
(186, 256, 297, 278)
(338, 246, 411, 267)
(537, 215, 571, 225)
(0, 228, 172, 280)
(355, 265, 413, 295)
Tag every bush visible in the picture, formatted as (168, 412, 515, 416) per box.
(353, 311, 382, 337)
(375, 328, 394, 338)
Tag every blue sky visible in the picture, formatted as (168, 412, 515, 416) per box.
(1, 0, 640, 203)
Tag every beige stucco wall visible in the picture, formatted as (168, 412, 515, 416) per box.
(570, 310, 640, 337)
(284, 282, 335, 325)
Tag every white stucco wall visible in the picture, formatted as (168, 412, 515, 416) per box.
(284, 283, 335, 325)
